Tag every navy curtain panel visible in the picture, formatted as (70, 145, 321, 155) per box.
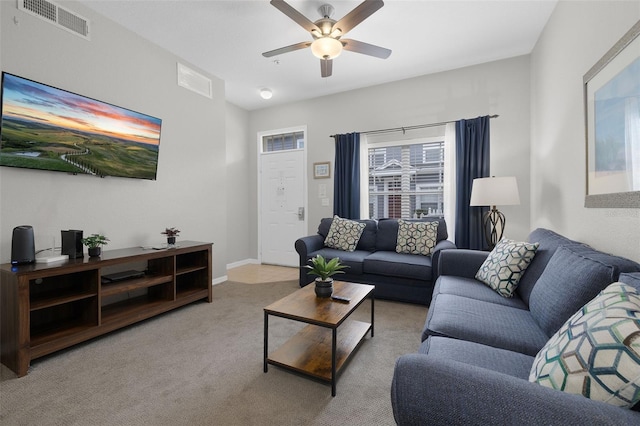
(455, 116, 490, 250)
(333, 132, 361, 219)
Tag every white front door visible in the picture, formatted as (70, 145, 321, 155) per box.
(260, 149, 306, 266)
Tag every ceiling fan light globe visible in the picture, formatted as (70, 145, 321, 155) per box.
(311, 37, 342, 59)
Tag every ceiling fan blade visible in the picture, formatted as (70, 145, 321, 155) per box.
(320, 59, 333, 78)
(341, 39, 391, 59)
(262, 41, 311, 58)
(331, 0, 384, 36)
(270, 0, 321, 34)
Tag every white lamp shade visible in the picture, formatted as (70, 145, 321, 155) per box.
(470, 176, 520, 206)
(311, 37, 343, 59)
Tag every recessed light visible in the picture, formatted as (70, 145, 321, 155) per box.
(260, 88, 273, 100)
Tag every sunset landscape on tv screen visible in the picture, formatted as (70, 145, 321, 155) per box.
(0, 72, 162, 180)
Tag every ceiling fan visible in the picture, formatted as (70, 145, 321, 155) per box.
(262, 0, 391, 78)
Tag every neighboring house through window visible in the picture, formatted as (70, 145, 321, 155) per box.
(367, 137, 445, 220)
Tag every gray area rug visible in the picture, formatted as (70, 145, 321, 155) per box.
(0, 280, 427, 425)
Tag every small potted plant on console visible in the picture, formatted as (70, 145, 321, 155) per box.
(305, 255, 348, 298)
(161, 227, 180, 248)
(81, 234, 109, 257)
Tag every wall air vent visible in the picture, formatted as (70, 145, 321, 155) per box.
(18, 0, 90, 40)
(177, 63, 213, 99)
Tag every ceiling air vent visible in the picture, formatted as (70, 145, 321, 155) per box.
(177, 63, 213, 99)
(18, 0, 90, 40)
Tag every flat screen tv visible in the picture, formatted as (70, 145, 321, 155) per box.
(0, 72, 162, 180)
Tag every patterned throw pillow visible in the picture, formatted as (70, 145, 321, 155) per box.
(395, 220, 439, 256)
(529, 282, 640, 408)
(475, 239, 539, 297)
(324, 216, 366, 252)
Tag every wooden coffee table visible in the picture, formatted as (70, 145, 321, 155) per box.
(263, 281, 375, 396)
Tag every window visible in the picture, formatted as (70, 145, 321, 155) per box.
(262, 131, 304, 152)
(368, 140, 444, 220)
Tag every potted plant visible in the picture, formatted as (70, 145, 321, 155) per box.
(305, 255, 349, 298)
(161, 227, 180, 247)
(81, 234, 109, 257)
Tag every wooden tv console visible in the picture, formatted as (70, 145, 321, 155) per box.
(0, 241, 212, 377)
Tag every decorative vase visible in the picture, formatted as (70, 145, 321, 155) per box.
(167, 236, 176, 248)
(315, 278, 333, 298)
(88, 247, 101, 257)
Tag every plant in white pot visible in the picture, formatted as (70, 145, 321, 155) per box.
(305, 255, 349, 298)
(81, 234, 109, 257)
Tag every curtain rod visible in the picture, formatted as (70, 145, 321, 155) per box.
(330, 114, 499, 138)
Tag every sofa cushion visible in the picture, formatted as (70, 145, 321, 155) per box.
(475, 239, 539, 297)
(516, 228, 590, 307)
(395, 219, 438, 256)
(307, 248, 369, 275)
(318, 217, 378, 252)
(324, 216, 366, 252)
(421, 336, 534, 380)
(423, 293, 549, 355)
(433, 276, 528, 310)
(530, 282, 640, 408)
(376, 218, 447, 251)
(529, 246, 625, 337)
(363, 251, 432, 281)
(621, 273, 640, 292)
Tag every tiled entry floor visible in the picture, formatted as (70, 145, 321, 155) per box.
(227, 263, 299, 284)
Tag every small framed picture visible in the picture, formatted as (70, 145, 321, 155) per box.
(314, 162, 331, 179)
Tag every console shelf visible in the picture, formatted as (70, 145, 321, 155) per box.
(177, 265, 207, 275)
(30, 322, 96, 352)
(101, 296, 172, 327)
(100, 274, 173, 298)
(30, 290, 98, 311)
(1, 241, 212, 377)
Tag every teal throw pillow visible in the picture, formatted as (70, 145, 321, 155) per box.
(395, 220, 439, 256)
(529, 282, 640, 408)
(475, 239, 539, 297)
(324, 216, 366, 252)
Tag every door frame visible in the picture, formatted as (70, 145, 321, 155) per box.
(257, 125, 308, 264)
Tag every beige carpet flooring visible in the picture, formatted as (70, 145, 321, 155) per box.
(0, 278, 428, 425)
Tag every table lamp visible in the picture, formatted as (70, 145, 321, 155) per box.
(470, 176, 520, 249)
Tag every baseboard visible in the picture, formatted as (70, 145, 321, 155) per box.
(226, 258, 259, 270)
(212, 276, 227, 286)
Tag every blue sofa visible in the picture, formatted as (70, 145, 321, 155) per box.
(391, 228, 640, 424)
(294, 217, 456, 305)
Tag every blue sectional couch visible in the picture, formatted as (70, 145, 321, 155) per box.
(391, 228, 640, 424)
(294, 217, 455, 305)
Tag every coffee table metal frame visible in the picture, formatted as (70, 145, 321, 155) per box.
(263, 281, 375, 396)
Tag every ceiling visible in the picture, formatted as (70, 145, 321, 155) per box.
(79, 0, 558, 111)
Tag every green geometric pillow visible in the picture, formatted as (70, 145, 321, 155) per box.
(396, 220, 439, 256)
(475, 239, 539, 297)
(529, 282, 640, 408)
(324, 216, 366, 252)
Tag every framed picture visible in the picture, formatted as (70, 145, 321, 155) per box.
(313, 161, 331, 179)
(584, 20, 640, 208)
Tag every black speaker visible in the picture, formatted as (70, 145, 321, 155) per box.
(11, 225, 35, 265)
(61, 230, 84, 259)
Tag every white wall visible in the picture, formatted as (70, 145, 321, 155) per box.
(7, 1, 635, 273)
(225, 102, 252, 266)
(530, 1, 640, 262)
(0, 1, 228, 278)
(248, 55, 532, 252)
